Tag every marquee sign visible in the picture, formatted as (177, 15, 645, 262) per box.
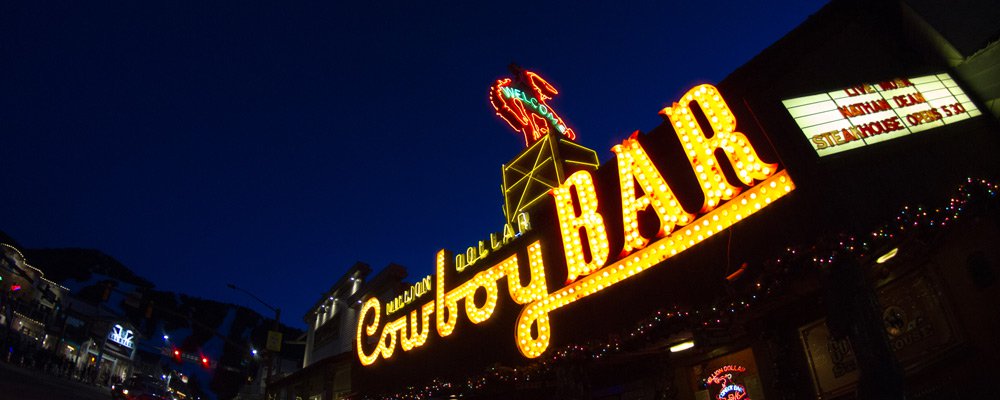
(357, 83, 795, 366)
(782, 73, 981, 157)
(490, 68, 577, 146)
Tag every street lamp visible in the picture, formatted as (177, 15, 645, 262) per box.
(226, 283, 282, 378)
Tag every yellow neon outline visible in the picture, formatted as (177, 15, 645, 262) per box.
(503, 134, 600, 223)
(515, 187, 560, 212)
(521, 139, 557, 207)
(506, 157, 557, 190)
(547, 134, 565, 184)
(507, 135, 550, 166)
(504, 137, 556, 220)
(559, 139, 601, 168)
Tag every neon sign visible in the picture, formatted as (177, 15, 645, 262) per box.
(455, 213, 532, 272)
(108, 324, 134, 349)
(707, 365, 750, 400)
(357, 83, 795, 366)
(782, 73, 981, 157)
(386, 276, 432, 315)
(490, 68, 577, 146)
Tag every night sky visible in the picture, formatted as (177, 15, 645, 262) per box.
(2, 1, 827, 328)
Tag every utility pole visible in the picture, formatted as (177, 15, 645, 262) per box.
(226, 284, 282, 380)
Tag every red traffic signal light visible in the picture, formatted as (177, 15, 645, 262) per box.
(173, 349, 181, 361)
(201, 356, 210, 367)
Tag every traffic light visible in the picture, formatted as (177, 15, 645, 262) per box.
(173, 349, 181, 362)
(201, 356, 210, 368)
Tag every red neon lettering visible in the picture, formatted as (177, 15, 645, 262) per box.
(877, 78, 914, 91)
(841, 126, 858, 141)
(838, 99, 891, 118)
(877, 80, 899, 91)
(892, 92, 926, 107)
(905, 109, 943, 126)
(844, 84, 873, 97)
(707, 364, 748, 385)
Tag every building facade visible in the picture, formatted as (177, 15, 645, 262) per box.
(344, 0, 1000, 399)
(1, 242, 143, 385)
(267, 262, 414, 400)
(1, 243, 73, 361)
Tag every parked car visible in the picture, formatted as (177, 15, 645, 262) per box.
(111, 375, 172, 400)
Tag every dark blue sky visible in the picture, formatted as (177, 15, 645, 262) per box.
(2, 1, 827, 328)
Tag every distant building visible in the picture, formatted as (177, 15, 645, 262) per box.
(63, 295, 140, 384)
(1, 243, 71, 355)
(1, 242, 142, 385)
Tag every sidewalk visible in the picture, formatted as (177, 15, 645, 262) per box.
(0, 360, 112, 400)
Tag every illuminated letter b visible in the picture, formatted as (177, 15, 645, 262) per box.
(552, 170, 610, 283)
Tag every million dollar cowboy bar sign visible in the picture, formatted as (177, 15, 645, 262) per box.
(356, 70, 795, 366)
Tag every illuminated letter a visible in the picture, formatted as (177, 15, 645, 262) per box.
(612, 133, 693, 254)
